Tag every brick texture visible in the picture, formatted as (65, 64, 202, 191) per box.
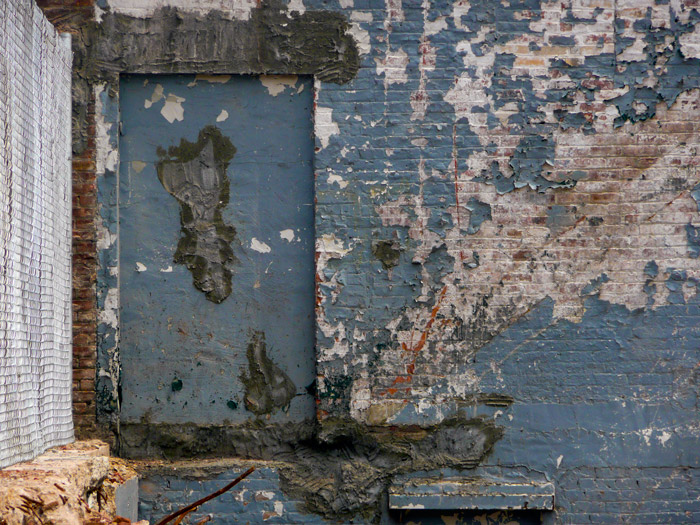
(37, 1, 97, 438)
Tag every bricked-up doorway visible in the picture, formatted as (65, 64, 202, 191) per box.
(117, 75, 315, 425)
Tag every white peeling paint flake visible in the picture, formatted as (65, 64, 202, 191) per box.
(328, 172, 349, 189)
(160, 266, 173, 273)
(144, 83, 164, 109)
(287, 0, 305, 15)
(216, 109, 229, 122)
(251, 238, 272, 253)
(317, 233, 351, 258)
(135, 262, 147, 272)
(375, 48, 409, 86)
(280, 229, 295, 242)
(347, 23, 371, 55)
(315, 107, 340, 149)
(161, 94, 185, 123)
(260, 75, 299, 96)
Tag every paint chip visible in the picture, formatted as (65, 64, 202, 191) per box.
(280, 229, 295, 242)
(216, 109, 229, 122)
(315, 107, 340, 149)
(131, 160, 147, 174)
(144, 84, 164, 109)
(160, 266, 173, 273)
(328, 173, 349, 189)
(251, 238, 272, 253)
(260, 75, 299, 96)
(135, 262, 147, 272)
(161, 94, 185, 123)
(287, 0, 305, 15)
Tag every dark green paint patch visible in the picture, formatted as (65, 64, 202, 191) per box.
(171, 378, 183, 392)
(226, 400, 238, 410)
(372, 240, 401, 270)
(156, 126, 237, 303)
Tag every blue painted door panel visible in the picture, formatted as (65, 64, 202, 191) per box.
(118, 74, 315, 424)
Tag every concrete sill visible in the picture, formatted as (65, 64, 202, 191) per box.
(389, 477, 555, 511)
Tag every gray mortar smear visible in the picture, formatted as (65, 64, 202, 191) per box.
(72, 0, 359, 153)
(240, 331, 296, 415)
(156, 126, 237, 303)
(119, 415, 503, 522)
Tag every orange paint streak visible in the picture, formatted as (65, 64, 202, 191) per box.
(379, 286, 448, 396)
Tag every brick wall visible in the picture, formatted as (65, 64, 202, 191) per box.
(36, 0, 98, 438)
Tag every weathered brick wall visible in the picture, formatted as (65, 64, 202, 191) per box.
(38, 0, 700, 522)
(36, 0, 99, 438)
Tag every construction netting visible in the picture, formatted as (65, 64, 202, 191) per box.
(0, 0, 74, 468)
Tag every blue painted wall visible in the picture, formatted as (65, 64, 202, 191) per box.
(92, 0, 700, 522)
(118, 75, 315, 424)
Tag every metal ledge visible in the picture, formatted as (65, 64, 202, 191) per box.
(389, 477, 555, 511)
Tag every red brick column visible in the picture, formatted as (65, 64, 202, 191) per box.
(36, 0, 98, 438)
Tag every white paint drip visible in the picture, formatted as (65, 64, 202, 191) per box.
(251, 238, 272, 253)
(216, 109, 229, 122)
(260, 75, 298, 96)
(161, 94, 185, 123)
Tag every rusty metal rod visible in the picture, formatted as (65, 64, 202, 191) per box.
(154, 466, 255, 525)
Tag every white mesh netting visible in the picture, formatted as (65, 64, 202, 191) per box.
(0, 0, 74, 468)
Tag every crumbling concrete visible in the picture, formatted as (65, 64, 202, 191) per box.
(0, 441, 140, 525)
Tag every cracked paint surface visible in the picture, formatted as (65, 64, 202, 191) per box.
(88, 0, 700, 522)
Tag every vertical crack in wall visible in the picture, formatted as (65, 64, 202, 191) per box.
(156, 126, 237, 303)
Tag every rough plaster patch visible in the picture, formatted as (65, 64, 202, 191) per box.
(251, 238, 272, 253)
(260, 75, 298, 96)
(160, 94, 185, 123)
(106, 0, 257, 21)
(216, 109, 229, 122)
(315, 107, 340, 149)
